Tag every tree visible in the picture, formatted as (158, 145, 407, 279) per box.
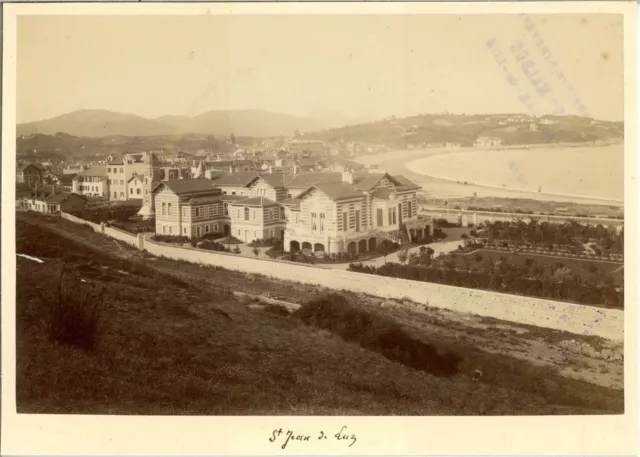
(397, 249, 409, 265)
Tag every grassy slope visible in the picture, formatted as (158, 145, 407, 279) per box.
(15, 216, 623, 415)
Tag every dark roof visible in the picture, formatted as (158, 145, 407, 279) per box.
(127, 173, 144, 183)
(58, 174, 76, 185)
(212, 172, 260, 187)
(155, 178, 220, 196)
(47, 192, 86, 204)
(285, 171, 342, 188)
(19, 163, 44, 172)
(189, 195, 222, 205)
(108, 159, 124, 165)
(77, 167, 107, 177)
(305, 182, 364, 201)
(228, 196, 279, 208)
(392, 175, 421, 191)
(248, 173, 287, 189)
(279, 197, 301, 209)
(221, 194, 249, 202)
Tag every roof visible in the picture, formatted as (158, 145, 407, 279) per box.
(127, 173, 144, 184)
(303, 182, 364, 202)
(391, 175, 421, 191)
(154, 178, 220, 196)
(248, 173, 287, 189)
(108, 159, 124, 165)
(228, 196, 279, 208)
(212, 172, 260, 187)
(46, 192, 86, 204)
(352, 173, 386, 190)
(19, 163, 44, 171)
(58, 174, 76, 185)
(221, 194, 249, 202)
(189, 195, 222, 205)
(284, 171, 342, 189)
(279, 197, 301, 210)
(77, 167, 107, 177)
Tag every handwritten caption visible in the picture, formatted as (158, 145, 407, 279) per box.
(269, 425, 357, 449)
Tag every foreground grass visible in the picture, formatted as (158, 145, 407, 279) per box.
(15, 217, 623, 414)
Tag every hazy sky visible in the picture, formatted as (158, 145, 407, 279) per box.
(17, 14, 623, 123)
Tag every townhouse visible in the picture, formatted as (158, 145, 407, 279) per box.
(72, 167, 109, 198)
(150, 166, 431, 252)
(20, 185, 87, 214)
(152, 178, 227, 238)
(16, 163, 44, 186)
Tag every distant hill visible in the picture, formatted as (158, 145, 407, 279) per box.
(17, 109, 335, 138)
(302, 113, 624, 147)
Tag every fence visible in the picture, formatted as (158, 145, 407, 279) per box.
(61, 212, 623, 340)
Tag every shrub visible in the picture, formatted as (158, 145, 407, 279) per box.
(294, 294, 461, 377)
(248, 237, 278, 247)
(198, 240, 231, 252)
(150, 234, 190, 244)
(232, 246, 241, 254)
(46, 266, 103, 351)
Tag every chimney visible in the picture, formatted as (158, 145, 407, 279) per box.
(342, 167, 354, 185)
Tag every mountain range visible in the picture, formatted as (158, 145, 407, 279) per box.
(17, 109, 374, 138)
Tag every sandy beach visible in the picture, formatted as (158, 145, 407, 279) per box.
(353, 144, 624, 207)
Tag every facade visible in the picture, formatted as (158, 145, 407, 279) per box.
(474, 136, 503, 148)
(227, 196, 286, 243)
(283, 170, 428, 254)
(72, 167, 109, 197)
(17, 164, 44, 186)
(151, 169, 430, 250)
(107, 159, 127, 200)
(127, 173, 145, 200)
(153, 179, 226, 238)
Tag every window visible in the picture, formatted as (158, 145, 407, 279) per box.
(195, 207, 200, 217)
(167, 203, 172, 216)
(224, 203, 228, 215)
(108, 168, 111, 173)
(145, 189, 148, 195)
(162, 225, 166, 234)
(120, 180, 124, 185)
(120, 168, 124, 174)
(320, 213, 325, 232)
(269, 229, 275, 238)
(407, 201, 412, 218)
(252, 210, 256, 220)
(377, 208, 384, 226)
(389, 207, 397, 225)
(244, 207, 249, 221)
(280, 207, 285, 220)
(232, 191, 236, 196)
(214, 224, 219, 232)
(120, 192, 124, 198)
(342, 212, 348, 231)
(113, 191, 117, 198)
(183, 227, 187, 234)
(169, 226, 172, 235)
(205, 225, 210, 233)
(162, 202, 166, 215)
(311, 212, 317, 230)
(137, 188, 141, 195)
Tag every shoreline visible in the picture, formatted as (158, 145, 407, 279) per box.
(354, 143, 624, 207)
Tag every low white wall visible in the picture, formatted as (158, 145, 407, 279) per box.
(104, 226, 137, 247)
(142, 237, 623, 341)
(61, 212, 101, 232)
(58, 212, 623, 341)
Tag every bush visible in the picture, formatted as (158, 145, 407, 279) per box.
(248, 237, 278, 247)
(151, 234, 190, 244)
(198, 240, 231, 252)
(47, 266, 103, 351)
(294, 294, 461, 377)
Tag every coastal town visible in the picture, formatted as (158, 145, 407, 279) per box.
(10, 11, 629, 425)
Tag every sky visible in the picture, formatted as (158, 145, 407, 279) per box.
(17, 14, 624, 123)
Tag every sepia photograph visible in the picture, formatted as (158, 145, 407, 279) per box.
(1, 1, 637, 455)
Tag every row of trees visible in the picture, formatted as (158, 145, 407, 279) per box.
(481, 219, 624, 254)
(348, 260, 623, 308)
